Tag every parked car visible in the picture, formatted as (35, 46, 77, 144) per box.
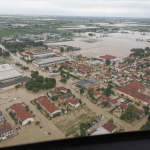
(40, 126, 42, 129)
(18, 127, 21, 130)
(48, 132, 51, 135)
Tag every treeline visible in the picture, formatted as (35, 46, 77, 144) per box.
(1, 41, 47, 53)
(25, 71, 56, 92)
(0, 48, 10, 57)
(130, 47, 150, 57)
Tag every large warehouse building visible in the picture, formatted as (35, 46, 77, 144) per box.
(32, 56, 69, 67)
(76, 78, 100, 89)
(0, 64, 22, 83)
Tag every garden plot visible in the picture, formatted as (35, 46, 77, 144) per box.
(52, 105, 96, 137)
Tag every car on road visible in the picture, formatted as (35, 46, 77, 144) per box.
(42, 125, 45, 127)
(48, 132, 51, 135)
(18, 127, 21, 130)
(16, 128, 18, 130)
(9, 100, 13, 102)
(45, 132, 47, 135)
(40, 126, 42, 129)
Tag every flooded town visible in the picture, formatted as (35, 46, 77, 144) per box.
(0, 3, 150, 148)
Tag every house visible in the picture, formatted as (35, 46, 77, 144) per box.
(121, 79, 128, 84)
(0, 111, 4, 122)
(36, 96, 61, 117)
(118, 72, 124, 77)
(48, 91, 57, 98)
(55, 86, 67, 94)
(127, 76, 136, 81)
(0, 123, 13, 140)
(115, 80, 122, 85)
(102, 121, 117, 133)
(58, 93, 73, 104)
(78, 64, 86, 68)
(10, 103, 34, 126)
(94, 74, 101, 79)
(137, 109, 145, 117)
(79, 68, 90, 73)
(69, 99, 80, 108)
(99, 95, 118, 108)
(111, 73, 119, 79)
(106, 71, 112, 76)
(124, 69, 131, 74)
(93, 91, 101, 99)
(118, 103, 128, 111)
(77, 71, 87, 77)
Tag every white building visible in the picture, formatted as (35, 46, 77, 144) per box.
(0, 64, 22, 83)
(69, 99, 80, 108)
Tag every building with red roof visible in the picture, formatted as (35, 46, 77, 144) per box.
(93, 91, 101, 99)
(100, 55, 116, 60)
(37, 96, 61, 117)
(99, 95, 118, 108)
(118, 103, 128, 111)
(10, 103, 34, 126)
(137, 109, 145, 117)
(0, 123, 13, 140)
(48, 91, 57, 98)
(55, 86, 67, 94)
(102, 121, 117, 133)
(69, 99, 80, 108)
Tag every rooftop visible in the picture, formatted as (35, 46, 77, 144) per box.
(102, 121, 117, 133)
(76, 78, 99, 89)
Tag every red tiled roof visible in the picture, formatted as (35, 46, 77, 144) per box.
(10, 103, 33, 122)
(69, 99, 80, 105)
(118, 103, 128, 110)
(100, 55, 116, 60)
(37, 96, 59, 114)
(102, 121, 117, 132)
(55, 86, 67, 91)
(93, 91, 101, 96)
(50, 91, 56, 95)
(137, 109, 145, 116)
(99, 95, 117, 104)
(0, 123, 13, 137)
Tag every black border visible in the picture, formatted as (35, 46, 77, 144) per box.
(1, 130, 150, 150)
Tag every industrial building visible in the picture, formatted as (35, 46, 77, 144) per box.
(76, 78, 100, 90)
(32, 56, 69, 67)
(95, 54, 120, 62)
(0, 64, 22, 83)
(32, 53, 56, 59)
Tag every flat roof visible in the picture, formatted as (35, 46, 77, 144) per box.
(0, 64, 14, 72)
(76, 78, 99, 89)
(31, 50, 52, 55)
(33, 53, 56, 58)
(33, 56, 69, 65)
(0, 70, 22, 81)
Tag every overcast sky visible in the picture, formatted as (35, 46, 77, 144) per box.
(0, 0, 150, 18)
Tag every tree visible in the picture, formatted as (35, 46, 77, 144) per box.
(109, 118, 113, 124)
(105, 59, 111, 65)
(67, 89, 71, 93)
(63, 102, 66, 106)
(37, 104, 41, 110)
(141, 121, 150, 130)
(35, 121, 40, 125)
(113, 61, 115, 66)
(143, 106, 149, 115)
(80, 88, 84, 95)
(101, 101, 109, 107)
(105, 87, 111, 97)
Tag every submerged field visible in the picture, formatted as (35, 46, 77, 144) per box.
(0, 57, 12, 64)
(52, 105, 96, 137)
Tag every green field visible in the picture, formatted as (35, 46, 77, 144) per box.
(0, 57, 12, 64)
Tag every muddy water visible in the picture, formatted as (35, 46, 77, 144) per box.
(46, 30, 150, 58)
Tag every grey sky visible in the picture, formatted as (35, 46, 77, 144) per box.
(0, 0, 150, 17)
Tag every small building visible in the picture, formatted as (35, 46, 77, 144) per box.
(55, 86, 67, 94)
(0, 123, 13, 140)
(118, 103, 128, 111)
(93, 91, 101, 99)
(102, 121, 117, 133)
(48, 91, 57, 98)
(69, 99, 80, 108)
(137, 109, 145, 118)
(58, 93, 73, 104)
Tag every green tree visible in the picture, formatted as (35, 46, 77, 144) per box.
(105, 59, 111, 65)
(80, 88, 84, 95)
(37, 104, 41, 110)
(35, 121, 40, 125)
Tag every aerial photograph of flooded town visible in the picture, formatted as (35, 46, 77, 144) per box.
(0, 0, 150, 148)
